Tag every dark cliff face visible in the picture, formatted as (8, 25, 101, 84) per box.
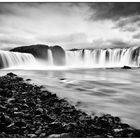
(131, 47, 140, 62)
(10, 44, 66, 65)
(51, 45, 65, 65)
(10, 44, 50, 59)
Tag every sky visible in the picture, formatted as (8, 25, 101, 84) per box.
(0, 2, 140, 50)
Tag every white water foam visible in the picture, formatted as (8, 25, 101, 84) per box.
(1, 46, 140, 70)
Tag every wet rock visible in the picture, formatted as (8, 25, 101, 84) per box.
(15, 120, 26, 127)
(120, 123, 130, 129)
(48, 121, 65, 133)
(48, 133, 71, 138)
(0, 105, 6, 112)
(0, 132, 7, 137)
(39, 133, 46, 137)
(76, 101, 82, 107)
(35, 108, 43, 115)
(20, 104, 29, 110)
(64, 122, 77, 132)
(27, 134, 37, 138)
(7, 73, 17, 77)
(7, 98, 15, 104)
(42, 111, 53, 122)
(114, 116, 121, 124)
(4, 115, 13, 125)
(121, 66, 131, 69)
(15, 77, 23, 81)
(41, 91, 52, 99)
(114, 128, 123, 132)
(21, 92, 28, 95)
(24, 113, 32, 120)
(96, 114, 115, 129)
(35, 127, 42, 135)
(0, 88, 3, 93)
(0, 89, 13, 98)
(0, 89, 7, 97)
(6, 124, 19, 134)
(26, 79, 31, 81)
(13, 108, 18, 111)
(60, 78, 65, 80)
(14, 112, 24, 117)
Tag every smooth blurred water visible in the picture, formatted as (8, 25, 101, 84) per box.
(1, 68, 140, 129)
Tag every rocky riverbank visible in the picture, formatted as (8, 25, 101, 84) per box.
(0, 72, 140, 138)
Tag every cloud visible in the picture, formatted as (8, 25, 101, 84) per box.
(88, 3, 140, 21)
(0, 2, 139, 50)
(113, 15, 140, 32)
(73, 3, 140, 33)
(64, 37, 134, 50)
(0, 34, 40, 50)
(38, 33, 88, 44)
(133, 32, 140, 39)
(92, 38, 133, 49)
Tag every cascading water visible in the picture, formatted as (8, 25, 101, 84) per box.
(47, 50, 53, 65)
(0, 46, 140, 69)
(0, 50, 36, 69)
(65, 46, 140, 68)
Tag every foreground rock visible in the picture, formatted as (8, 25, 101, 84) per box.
(121, 66, 132, 69)
(0, 72, 140, 138)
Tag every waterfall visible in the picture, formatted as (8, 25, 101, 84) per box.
(1, 46, 140, 69)
(65, 46, 140, 67)
(47, 50, 53, 65)
(0, 50, 36, 69)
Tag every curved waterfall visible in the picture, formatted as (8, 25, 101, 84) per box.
(66, 46, 140, 67)
(0, 50, 36, 69)
(0, 46, 140, 69)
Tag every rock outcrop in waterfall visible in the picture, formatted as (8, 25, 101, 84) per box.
(51, 45, 65, 65)
(10, 44, 66, 66)
(10, 44, 50, 59)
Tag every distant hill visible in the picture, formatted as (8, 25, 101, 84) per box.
(10, 44, 65, 65)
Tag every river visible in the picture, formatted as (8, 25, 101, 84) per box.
(0, 68, 140, 129)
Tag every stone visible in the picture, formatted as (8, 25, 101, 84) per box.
(7, 98, 15, 104)
(48, 133, 71, 138)
(0, 105, 6, 112)
(27, 134, 37, 138)
(114, 117, 121, 123)
(35, 127, 42, 135)
(121, 66, 131, 69)
(15, 120, 26, 127)
(35, 108, 43, 115)
(60, 78, 65, 80)
(20, 104, 29, 110)
(41, 91, 51, 98)
(4, 115, 13, 125)
(14, 112, 24, 117)
(0, 132, 7, 137)
(16, 77, 23, 81)
(7, 73, 17, 77)
(0, 89, 7, 97)
(64, 122, 77, 132)
(39, 133, 46, 137)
